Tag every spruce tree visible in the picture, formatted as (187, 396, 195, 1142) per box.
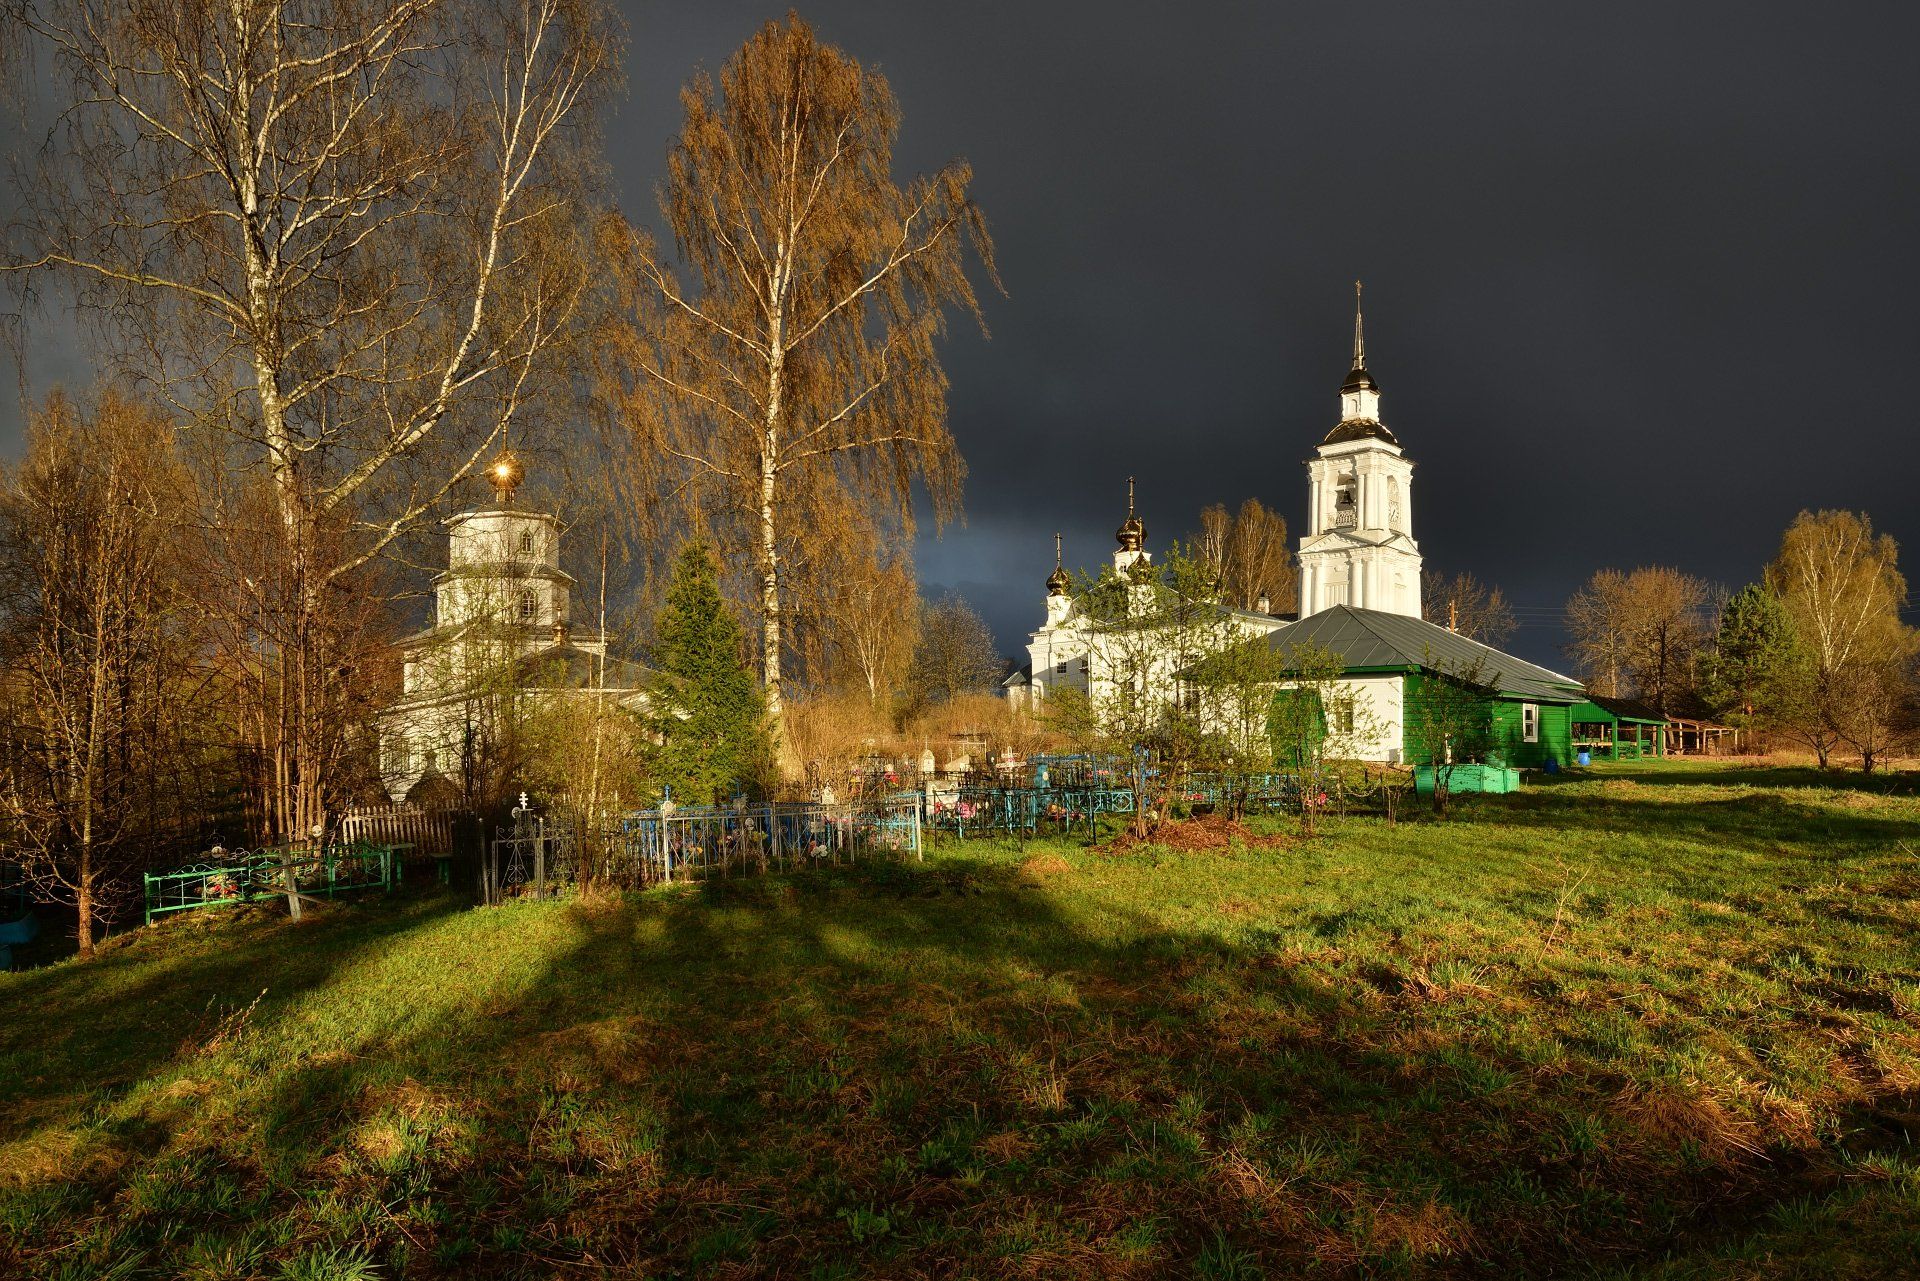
(650, 544, 773, 804)
(1697, 584, 1810, 731)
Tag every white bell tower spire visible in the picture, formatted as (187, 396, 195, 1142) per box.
(1296, 283, 1423, 619)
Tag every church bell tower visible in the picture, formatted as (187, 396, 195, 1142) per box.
(1297, 283, 1423, 619)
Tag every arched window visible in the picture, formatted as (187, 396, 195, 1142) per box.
(518, 588, 536, 622)
(518, 528, 534, 556)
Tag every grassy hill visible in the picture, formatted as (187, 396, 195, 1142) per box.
(4, 761, 1919, 1279)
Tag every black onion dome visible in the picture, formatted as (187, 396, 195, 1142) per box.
(1340, 364, 1377, 394)
(1321, 418, 1402, 447)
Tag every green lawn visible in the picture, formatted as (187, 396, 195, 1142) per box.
(4, 760, 1920, 1278)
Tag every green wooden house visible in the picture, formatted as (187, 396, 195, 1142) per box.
(1568, 694, 1667, 760)
(1255, 605, 1587, 770)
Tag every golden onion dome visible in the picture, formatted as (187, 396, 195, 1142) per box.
(486, 450, 525, 504)
(1046, 563, 1071, 596)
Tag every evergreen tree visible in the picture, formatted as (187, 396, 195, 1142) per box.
(1697, 584, 1809, 734)
(650, 545, 774, 804)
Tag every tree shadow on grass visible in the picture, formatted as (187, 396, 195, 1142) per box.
(0, 892, 465, 1143)
(1543, 761, 1920, 796)
(123, 860, 1920, 1275)
(1459, 785, 1920, 859)
(7, 852, 1920, 1278)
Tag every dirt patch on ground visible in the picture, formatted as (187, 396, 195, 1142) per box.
(1099, 814, 1293, 857)
(1018, 853, 1072, 883)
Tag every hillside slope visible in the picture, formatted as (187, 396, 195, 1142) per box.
(4, 763, 1919, 1278)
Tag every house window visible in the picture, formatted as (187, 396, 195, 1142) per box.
(1333, 700, 1355, 735)
(518, 528, 534, 556)
(1522, 702, 1540, 743)
(518, 588, 536, 622)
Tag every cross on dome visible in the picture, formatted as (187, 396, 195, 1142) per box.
(1046, 531, 1070, 596)
(1115, 475, 1145, 551)
(487, 450, 526, 504)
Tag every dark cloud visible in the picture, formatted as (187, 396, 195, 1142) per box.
(10, 2, 1919, 669)
(609, 1, 1920, 666)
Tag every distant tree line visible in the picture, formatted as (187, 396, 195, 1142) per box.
(1560, 510, 1916, 770)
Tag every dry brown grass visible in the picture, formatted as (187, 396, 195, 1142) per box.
(781, 688, 1064, 788)
(1017, 853, 1071, 883)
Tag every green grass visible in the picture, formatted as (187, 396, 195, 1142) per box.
(4, 759, 1920, 1277)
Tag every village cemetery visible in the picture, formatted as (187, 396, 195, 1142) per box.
(3, 6, 1920, 1280)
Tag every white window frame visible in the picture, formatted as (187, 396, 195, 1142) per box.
(518, 528, 534, 556)
(1334, 699, 1355, 735)
(1522, 702, 1540, 744)
(518, 588, 537, 622)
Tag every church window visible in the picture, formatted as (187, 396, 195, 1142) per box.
(518, 528, 534, 556)
(1522, 703, 1540, 744)
(1079, 657, 1089, 674)
(1334, 473, 1357, 525)
(518, 588, 536, 622)
(1056, 661, 1068, 674)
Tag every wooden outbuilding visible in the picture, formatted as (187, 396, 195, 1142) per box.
(1568, 694, 1667, 761)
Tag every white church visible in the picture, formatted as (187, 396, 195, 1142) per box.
(375, 454, 648, 802)
(1004, 286, 1584, 767)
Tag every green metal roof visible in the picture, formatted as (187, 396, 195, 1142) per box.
(1259, 605, 1586, 703)
(1570, 694, 1667, 725)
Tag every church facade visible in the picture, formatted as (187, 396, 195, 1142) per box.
(1000, 481, 1287, 710)
(1009, 286, 1586, 770)
(375, 455, 647, 803)
(1296, 291, 1422, 619)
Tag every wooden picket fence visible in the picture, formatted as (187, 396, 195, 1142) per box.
(339, 804, 465, 856)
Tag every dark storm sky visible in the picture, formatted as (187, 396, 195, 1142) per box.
(8, 3, 1920, 667)
(605, 1, 1920, 666)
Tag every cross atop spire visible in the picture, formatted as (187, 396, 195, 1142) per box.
(1352, 280, 1366, 370)
(1046, 531, 1070, 596)
(1340, 280, 1379, 401)
(1115, 476, 1145, 552)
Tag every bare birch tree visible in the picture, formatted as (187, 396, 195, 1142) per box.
(1196, 498, 1294, 612)
(1564, 565, 1706, 712)
(0, 392, 205, 953)
(1766, 510, 1918, 769)
(4, 0, 619, 840)
(908, 593, 1002, 709)
(599, 14, 996, 723)
(1564, 569, 1632, 698)
(1422, 569, 1517, 647)
(828, 546, 919, 708)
